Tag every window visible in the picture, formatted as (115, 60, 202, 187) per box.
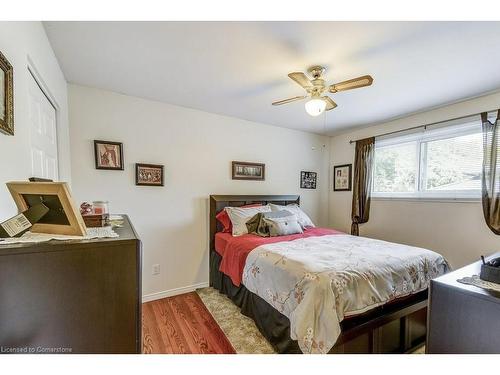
(372, 114, 488, 200)
(373, 140, 417, 194)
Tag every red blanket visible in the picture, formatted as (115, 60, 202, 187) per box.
(215, 227, 343, 286)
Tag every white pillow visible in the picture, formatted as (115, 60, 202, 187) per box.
(225, 205, 272, 236)
(269, 203, 315, 229)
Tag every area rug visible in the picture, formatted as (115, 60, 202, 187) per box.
(196, 287, 425, 354)
(197, 287, 275, 353)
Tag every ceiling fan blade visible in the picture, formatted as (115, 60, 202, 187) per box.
(322, 96, 337, 111)
(272, 95, 307, 106)
(288, 72, 313, 89)
(329, 75, 373, 93)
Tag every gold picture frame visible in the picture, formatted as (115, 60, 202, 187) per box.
(0, 50, 14, 136)
(6, 182, 87, 236)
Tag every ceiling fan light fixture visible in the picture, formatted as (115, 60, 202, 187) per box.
(272, 66, 372, 115)
(305, 98, 326, 117)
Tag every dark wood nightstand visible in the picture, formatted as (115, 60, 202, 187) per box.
(427, 252, 500, 353)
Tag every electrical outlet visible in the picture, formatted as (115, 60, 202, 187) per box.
(152, 264, 160, 275)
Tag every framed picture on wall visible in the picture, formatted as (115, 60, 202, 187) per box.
(136, 163, 164, 186)
(94, 140, 124, 170)
(300, 171, 317, 189)
(0, 50, 14, 136)
(333, 164, 352, 191)
(231, 161, 265, 181)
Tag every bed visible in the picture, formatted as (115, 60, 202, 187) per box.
(209, 194, 449, 354)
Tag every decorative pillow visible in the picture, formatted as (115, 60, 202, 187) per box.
(216, 203, 262, 233)
(225, 205, 271, 236)
(245, 213, 266, 237)
(269, 203, 315, 229)
(263, 212, 303, 237)
(246, 210, 296, 237)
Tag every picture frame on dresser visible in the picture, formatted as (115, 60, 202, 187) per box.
(6, 181, 87, 236)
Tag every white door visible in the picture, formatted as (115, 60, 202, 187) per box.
(28, 72, 59, 180)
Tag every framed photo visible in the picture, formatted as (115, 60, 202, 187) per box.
(232, 161, 265, 181)
(300, 171, 317, 189)
(136, 163, 164, 186)
(334, 164, 352, 191)
(94, 140, 124, 170)
(6, 181, 87, 236)
(0, 51, 14, 136)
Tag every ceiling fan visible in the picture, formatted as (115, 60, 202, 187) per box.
(272, 66, 373, 117)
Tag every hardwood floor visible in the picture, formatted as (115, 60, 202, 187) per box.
(142, 292, 236, 354)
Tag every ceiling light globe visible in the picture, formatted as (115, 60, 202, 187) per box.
(305, 98, 326, 117)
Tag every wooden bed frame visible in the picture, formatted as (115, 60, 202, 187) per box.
(209, 194, 428, 354)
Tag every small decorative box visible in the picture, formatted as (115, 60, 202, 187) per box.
(480, 264, 500, 284)
(82, 213, 109, 228)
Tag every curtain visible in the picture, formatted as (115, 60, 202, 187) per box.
(481, 110, 500, 235)
(351, 137, 375, 236)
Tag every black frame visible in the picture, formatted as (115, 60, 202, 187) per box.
(231, 161, 265, 181)
(135, 163, 164, 186)
(300, 171, 317, 189)
(333, 164, 352, 191)
(94, 140, 124, 170)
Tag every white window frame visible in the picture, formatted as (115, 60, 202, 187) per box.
(372, 116, 484, 201)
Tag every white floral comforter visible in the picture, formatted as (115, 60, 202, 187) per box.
(241, 234, 449, 354)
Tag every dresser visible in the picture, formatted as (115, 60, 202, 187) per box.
(427, 252, 500, 354)
(0, 216, 142, 354)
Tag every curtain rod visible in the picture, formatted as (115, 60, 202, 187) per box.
(348, 109, 498, 144)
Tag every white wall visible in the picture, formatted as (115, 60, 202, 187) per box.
(329, 92, 500, 269)
(68, 84, 330, 300)
(0, 22, 71, 218)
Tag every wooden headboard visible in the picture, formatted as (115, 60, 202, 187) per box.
(209, 195, 300, 252)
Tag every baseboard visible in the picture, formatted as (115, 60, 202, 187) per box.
(142, 282, 209, 303)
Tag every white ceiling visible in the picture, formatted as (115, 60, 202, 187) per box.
(44, 21, 500, 135)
